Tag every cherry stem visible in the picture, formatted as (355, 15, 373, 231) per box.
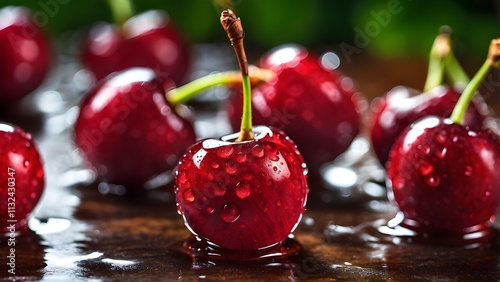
(450, 39, 500, 124)
(167, 68, 275, 105)
(221, 9, 254, 141)
(106, 0, 134, 26)
(444, 51, 469, 87)
(423, 31, 451, 92)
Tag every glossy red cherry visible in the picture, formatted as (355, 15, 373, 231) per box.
(0, 6, 52, 105)
(0, 123, 45, 234)
(369, 31, 489, 167)
(175, 126, 308, 250)
(386, 116, 500, 235)
(386, 39, 500, 238)
(81, 10, 191, 85)
(227, 44, 361, 173)
(370, 85, 488, 167)
(74, 67, 196, 188)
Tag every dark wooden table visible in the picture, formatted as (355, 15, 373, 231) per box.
(1, 44, 500, 281)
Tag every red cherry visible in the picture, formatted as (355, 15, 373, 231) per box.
(0, 6, 52, 105)
(386, 39, 500, 238)
(227, 45, 361, 173)
(370, 85, 488, 166)
(386, 116, 500, 235)
(0, 123, 45, 234)
(81, 10, 191, 85)
(175, 126, 308, 250)
(74, 67, 196, 188)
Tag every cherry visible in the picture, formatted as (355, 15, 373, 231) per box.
(175, 10, 308, 251)
(74, 67, 196, 188)
(227, 44, 362, 173)
(0, 6, 52, 105)
(370, 31, 489, 167)
(81, 1, 191, 85)
(0, 123, 45, 235)
(386, 39, 500, 238)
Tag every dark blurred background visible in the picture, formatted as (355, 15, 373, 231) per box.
(1, 0, 498, 59)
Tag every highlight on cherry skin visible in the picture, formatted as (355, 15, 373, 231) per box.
(74, 67, 196, 188)
(175, 126, 309, 250)
(0, 123, 45, 235)
(227, 44, 362, 174)
(0, 6, 52, 105)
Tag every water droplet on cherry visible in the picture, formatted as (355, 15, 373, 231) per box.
(418, 144, 431, 155)
(225, 161, 239, 175)
(434, 131, 447, 144)
(435, 147, 447, 159)
(425, 173, 441, 187)
(464, 165, 473, 176)
(208, 183, 227, 197)
(211, 162, 219, 169)
(418, 161, 433, 176)
(251, 145, 264, 158)
(183, 189, 195, 202)
(392, 177, 404, 190)
(216, 146, 234, 158)
(235, 182, 251, 199)
(206, 206, 214, 213)
(220, 203, 240, 223)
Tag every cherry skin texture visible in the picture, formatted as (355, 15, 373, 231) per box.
(386, 116, 500, 235)
(0, 6, 52, 105)
(175, 126, 309, 250)
(227, 45, 361, 173)
(0, 123, 45, 234)
(81, 10, 191, 86)
(74, 68, 196, 187)
(370, 85, 488, 167)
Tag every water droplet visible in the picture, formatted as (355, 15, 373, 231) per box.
(24, 160, 31, 168)
(211, 162, 219, 169)
(183, 189, 195, 202)
(464, 166, 473, 176)
(425, 174, 441, 187)
(177, 171, 187, 184)
(216, 146, 234, 158)
(236, 153, 248, 163)
(30, 192, 37, 199)
(235, 182, 251, 199)
(435, 147, 447, 159)
(452, 135, 459, 142)
(269, 155, 280, 161)
(418, 144, 431, 155)
(208, 184, 226, 197)
(251, 145, 264, 158)
(225, 162, 239, 175)
(206, 206, 214, 213)
(220, 203, 240, 223)
(418, 161, 433, 176)
(434, 131, 447, 144)
(391, 177, 404, 190)
(273, 166, 278, 172)
(276, 200, 282, 207)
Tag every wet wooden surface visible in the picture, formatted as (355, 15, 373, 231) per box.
(1, 45, 500, 281)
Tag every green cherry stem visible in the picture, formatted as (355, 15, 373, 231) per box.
(220, 9, 254, 142)
(423, 32, 451, 92)
(167, 67, 274, 106)
(450, 39, 500, 124)
(444, 51, 469, 87)
(106, 0, 134, 26)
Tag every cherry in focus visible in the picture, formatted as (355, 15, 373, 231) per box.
(74, 67, 196, 188)
(175, 126, 308, 250)
(227, 44, 362, 174)
(0, 6, 52, 105)
(81, 10, 191, 86)
(0, 123, 45, 235)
